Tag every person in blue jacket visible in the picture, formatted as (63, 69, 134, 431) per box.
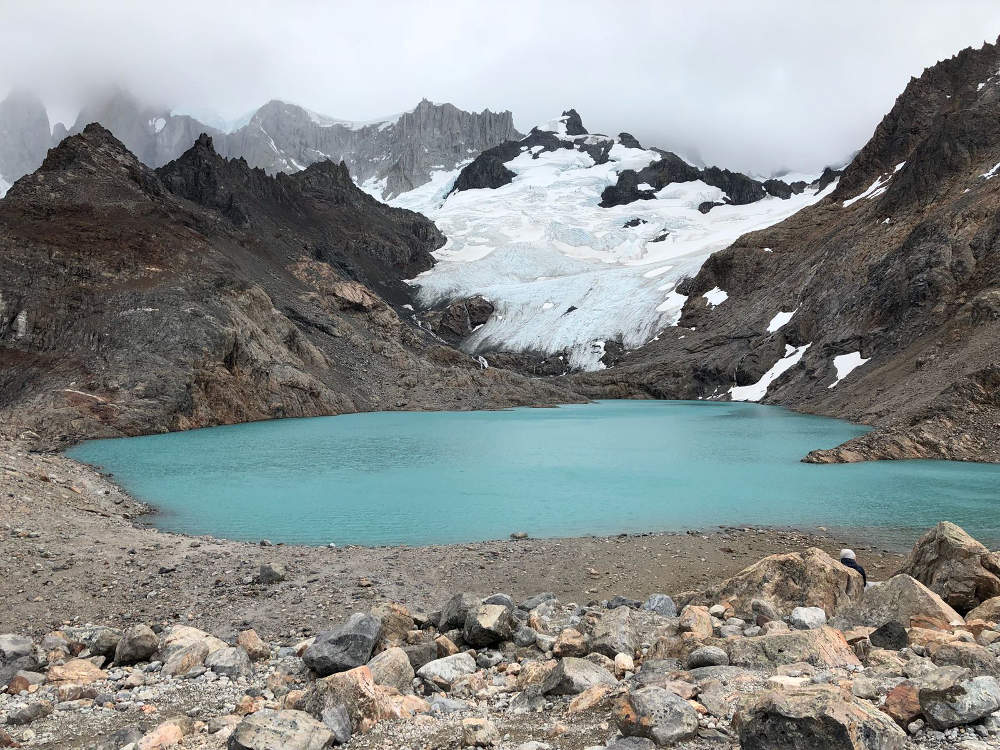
(840, 548, 867, 585)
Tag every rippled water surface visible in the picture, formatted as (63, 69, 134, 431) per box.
(66, 401, 1000, 547)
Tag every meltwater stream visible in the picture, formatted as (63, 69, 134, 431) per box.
(66, 401, 1000, 547)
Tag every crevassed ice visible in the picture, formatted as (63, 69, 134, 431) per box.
(394, 137, 834, 370)
(828, 351, 870, 389)
(730, 344, 811, 402)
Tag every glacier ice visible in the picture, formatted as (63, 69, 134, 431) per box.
(393, 129, 835, 370)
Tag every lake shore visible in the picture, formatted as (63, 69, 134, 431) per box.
(1, 436, 907, 640)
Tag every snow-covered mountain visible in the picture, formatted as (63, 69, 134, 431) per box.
(393, 110, 836, 370)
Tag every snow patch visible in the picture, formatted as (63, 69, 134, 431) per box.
(843, 174, 892, 207)
(702, 287, 728, 308)
(730, 344, 811, 402)
(766, 309, 796, 333)
(149, 117, 166, 134)
(828, 351, 870, 389)
(981, 162, 1000, 180)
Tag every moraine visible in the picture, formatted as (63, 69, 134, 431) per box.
(66, 401, 1000, 547)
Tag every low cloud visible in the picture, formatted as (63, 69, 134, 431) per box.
(3, 0, 999, 175)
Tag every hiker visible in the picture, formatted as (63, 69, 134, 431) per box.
(840, 548, 867, 585)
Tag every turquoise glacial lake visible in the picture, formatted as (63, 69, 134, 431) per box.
(66, 400, 1000, 548)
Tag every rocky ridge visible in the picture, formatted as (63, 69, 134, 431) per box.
(0, 124, 579, 446)
(572, 37, 1000, 463)
(3, 518, 1000, 749)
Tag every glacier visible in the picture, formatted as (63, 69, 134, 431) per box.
(393, 124, 835, 371)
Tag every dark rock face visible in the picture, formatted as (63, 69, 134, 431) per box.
(420, 297, 495, 344)
(561, 109, 587, 136)
(618, 132, 643, 149)
(0, 125, 583, 445)
(448, 141, 522, 193)
(574, 36, 1000, 464)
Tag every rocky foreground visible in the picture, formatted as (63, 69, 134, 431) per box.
(3, 518, 1000, 749)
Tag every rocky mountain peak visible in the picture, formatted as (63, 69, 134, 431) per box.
(561, 108, 587, 135)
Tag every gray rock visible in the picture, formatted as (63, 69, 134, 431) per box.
(258, 563, 286, 584)
(401, 641, 438, 671)
(606, 739, 657, 750)
(519, 593, 556, 611)
(541, 657, 617, 695)
(617, 686, 699, 745)
(0, 633, 36, 685)
(417, 652, 477, 691)
(228, 709, 333, 750)
(870, 621, 909, 651)
(205, 646, 252, 677)
(302, 613, 381, 677)
(920, 671, 1000, 729)
(643, 594, 677, 618)
(366, 647, 414, 694)
(428, 695, 468, 714)
(608, 596, 642, 609)
(484, 593, 514, 609)
(510, 687, 546, 714)
(513, 626, 537, 647)
(591, 606, 640, 658)
(319, 704, 351, 745)
(440, 593, 481, 630)
(789, 606, 827, 630)
(463, 604, 515, 647)
(687, 646, 729, 669)
(114, 624, 158, 665)
(7, 699, 53, 725)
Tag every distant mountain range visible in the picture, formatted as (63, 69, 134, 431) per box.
(0, 89, 521, 199)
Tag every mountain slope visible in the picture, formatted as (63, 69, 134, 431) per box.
(0, 125, 579, 446)
(393, 110, 833, 370)
(573, 39, 1000, 463)
(218, 98, 521, 199)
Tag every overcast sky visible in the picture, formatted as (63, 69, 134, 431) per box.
(3, 0, 1000, 175)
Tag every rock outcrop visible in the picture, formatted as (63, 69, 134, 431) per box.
(899, 522, 1000, 613)
(0, 125, 582, 444)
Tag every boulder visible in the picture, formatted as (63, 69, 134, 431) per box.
(541, 657, 617, 695)
(869, 621, 908, 651)
(678, 606, 712, 641)
(462, 717, 500, 747)
(643, 594, 677, 618)
(236, 630, 270, 661)
(900, 522, 1000, 614)
(303, 613, 381, 677)
(75, 626, 122, 658)
(371, 602, 414, 649)
(616, 686, 699, 745)
(159, 625, 227, 662)
(162, 642, 209, 677)
(6, 700, 53, 725)
(699, 548, 864, 617)
(416, 653, 477, 691)
(302, 666, 394, 733)
(789, 606, 827, 630)
(881, 682, 921, 726)
(440, 593, 481, 630)
(928, 641, 1000, 675)
(0, 634, 37, 685)
(463, 604, 515, 647)
(401, 641, 438, 670)
(727, 627, 860, 669)
(840, 574, 963, 628)
(115, 624, 159, 665)
(47, 658, 106, 684)
(918, 667, 1000, 729)
(206, 646, 252, 678)
(591, 606, 641, 657)
(967, 596, 1000, 624)
(687, 646, 729, 669)
(137, 717, 192, 750)
(228, 709, 333, 750)
(553, 628, 589, 657)
(258, 563, 287, 584)
(519, 593, 556, 611)
(366, 647, 414, 694)
(319, 704, 351, 745)
(734, 684, 906, 749)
